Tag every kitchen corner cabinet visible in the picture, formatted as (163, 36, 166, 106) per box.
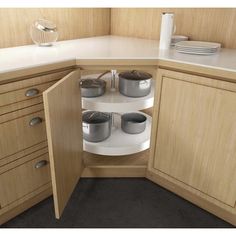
(147, 68, 236, 225)
(1, 64, 236, 226)
(43, 67, 155, 218)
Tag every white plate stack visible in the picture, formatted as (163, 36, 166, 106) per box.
(175, 41, 221, 55)
(171, 35, 189, 46)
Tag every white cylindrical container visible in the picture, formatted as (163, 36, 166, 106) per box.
(159, 12, 174, 50)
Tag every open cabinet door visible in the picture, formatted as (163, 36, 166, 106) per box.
(43, 69, 84, 219)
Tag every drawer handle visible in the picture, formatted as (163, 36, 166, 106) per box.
(25, 88, 39, 97)
(35, 160, 48, 169)
(29, 117, 43, 126)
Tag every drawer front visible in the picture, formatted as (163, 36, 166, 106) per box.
(0, 154, 50, 209)
(0, 80, 56, 107)
(0, 69, 72, 115)
(0, 105, 46, 160)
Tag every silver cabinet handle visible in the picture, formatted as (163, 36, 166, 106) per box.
(35, 160, 48, 169)
(29, 117, 43, 126)
(25, 88, 39, 97)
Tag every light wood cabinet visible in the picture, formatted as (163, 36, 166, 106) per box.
(1, 65, 236, 226)
(0, 69, 73, 224)
(43, 69, 84, 218)
(0, 69, 72, 115)
(0, 154, 51, 209)
(0, 104, 46, 160)
(147, 68, 236, 225)
(41, 66, 157, 219)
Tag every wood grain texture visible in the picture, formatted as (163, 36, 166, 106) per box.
(0, 69, 71, 115)
(0, 186, 52, 225)
(0, 146, 48, 175)
(0, 69, 72, 94)
(111, 8, 236, 49)
(149, 69, 236, 207)
(0, 155, 50, 208)
(0, 141, 48, 168)
(158, 60, 236, 83)
(83, 150, 149, 167)
(0, 8, 110, 48)
(43, 69, 84, 219)
(82, 166, 146, 178)
(0, 60, 76, 84)
(147, 171, 236, 226)
(0, 104, 46, 160)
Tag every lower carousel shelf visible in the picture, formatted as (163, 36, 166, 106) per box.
(83, 112, 152, 156)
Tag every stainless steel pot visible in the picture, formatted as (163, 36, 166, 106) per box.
(121, 113, 147, 134)
(80, 78, 106, 98)
(118, 70, 152, 97)
(82, 111, 111, 142)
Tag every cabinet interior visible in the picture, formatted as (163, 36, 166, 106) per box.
(80, 68, 154, 171)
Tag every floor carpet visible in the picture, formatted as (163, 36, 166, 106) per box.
(1, 178, 234, 228)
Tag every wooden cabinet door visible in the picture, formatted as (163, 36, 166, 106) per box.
(147, 69, 236, 207)
(43, 69, 84, 219)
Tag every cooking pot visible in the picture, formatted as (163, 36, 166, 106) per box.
(121, 112, 147, 134)
(119, 70, 152, 97)
(82, 111, 111, 142)
(80, 78, 106, 98)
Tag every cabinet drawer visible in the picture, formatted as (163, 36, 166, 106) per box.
(0, 69, 72, 115)
(0, 154, 50, 209)
(0, 104, 46, 160)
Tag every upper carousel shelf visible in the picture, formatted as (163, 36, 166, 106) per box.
(81, 73, 154, 112)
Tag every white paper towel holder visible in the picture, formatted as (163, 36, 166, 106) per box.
(159, 12, 175, 50)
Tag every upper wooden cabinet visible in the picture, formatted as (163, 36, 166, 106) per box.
(43, 69, 84, 219)
(147, 69, 236, 217)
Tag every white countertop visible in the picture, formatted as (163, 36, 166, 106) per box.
(0, 35, 236, 74)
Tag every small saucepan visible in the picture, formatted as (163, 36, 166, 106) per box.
(82, 111, 111, 142)
(121, 112, 147, 134)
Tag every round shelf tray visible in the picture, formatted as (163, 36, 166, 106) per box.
(83, 112, 152, 156)
(81, 74, 154, 112)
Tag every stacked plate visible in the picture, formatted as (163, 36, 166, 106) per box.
(171, 35, 189, 46)
(175, 41, 221, 55)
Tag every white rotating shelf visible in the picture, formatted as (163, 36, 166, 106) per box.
(81, 74, 154, 112)
(83, 112, 152, 156)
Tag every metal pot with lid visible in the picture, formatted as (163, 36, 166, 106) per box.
(82, 111, 111, 142)
(80, 78, 106, 98)
(118, 70, 152, 97)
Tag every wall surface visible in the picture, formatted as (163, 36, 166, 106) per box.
(0, 8, 110, 48)
(1, 8, 235, 49)
(111, 8, 236, 49)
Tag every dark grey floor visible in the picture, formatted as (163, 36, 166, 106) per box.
(1, 178, 233, 228)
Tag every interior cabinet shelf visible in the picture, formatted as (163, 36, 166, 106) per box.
(83, 112, 152, 156)
(81, 74, 154, 112)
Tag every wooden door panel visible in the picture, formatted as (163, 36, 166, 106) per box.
(43, 69, 84, 218)
(152, 73, 236, 207)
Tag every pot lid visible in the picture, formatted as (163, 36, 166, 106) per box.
(80, 78, 106, 88)
(83, 111, 111, 123)
(119, 70, 152, 80)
